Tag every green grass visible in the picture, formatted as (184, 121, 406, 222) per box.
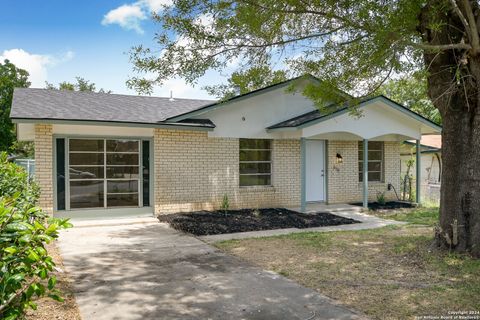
(216, 224, 480, 319)
(372, 207, 439, 226)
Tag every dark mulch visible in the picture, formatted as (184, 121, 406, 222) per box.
(350, 201, 416, 211)
(158, 208, 361, 236)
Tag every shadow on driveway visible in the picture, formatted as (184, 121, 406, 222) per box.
(58, 220, 365, 320)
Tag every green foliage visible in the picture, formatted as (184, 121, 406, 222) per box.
(128, 0, 427, 106)
(376, 192, 386, 206)
(379, 72, 441, 124)
(204, 66, 288, 99)
(0, 153, 72, 319)
(220, 194, 229, 213)
(46, 77, 111, 93)
(0, 60, 30, 153)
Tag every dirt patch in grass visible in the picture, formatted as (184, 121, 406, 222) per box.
(26, 242, 81, 320)
(216, 225, 480, 319)
(158, 208, 360, 236)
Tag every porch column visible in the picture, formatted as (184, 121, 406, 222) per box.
(416, 139, 421, 204)
(362, 139, 369, 209)
(300, 137, 307, 212)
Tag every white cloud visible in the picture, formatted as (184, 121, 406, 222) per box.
(142, 0, 173, 12)
(102, 4, 146, 34)
(102, 0, 174, 33)
(0, 49, 75, 88)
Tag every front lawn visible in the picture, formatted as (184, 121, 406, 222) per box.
(215, 208, 480, 319)
(158, 208, 359, 235)
(369, 207, 439, 226)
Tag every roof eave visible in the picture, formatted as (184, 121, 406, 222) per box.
(267, 96, 442, 133)
(11, 118, 215, 131)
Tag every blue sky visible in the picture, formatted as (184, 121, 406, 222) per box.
(1, 0, 220, 99)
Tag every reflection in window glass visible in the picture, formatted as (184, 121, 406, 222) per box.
(239, 139, 272, 186)
(68, 138, 141, 209)
(358, 141, 384, 182)
(69, 180, 104, 208)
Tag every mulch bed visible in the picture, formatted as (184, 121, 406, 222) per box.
(158, 208, 360, 236)
(350, 201, 416, 211)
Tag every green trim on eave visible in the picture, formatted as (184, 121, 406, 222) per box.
(267, 96, 442, 134)
(11, 118, 214, 131)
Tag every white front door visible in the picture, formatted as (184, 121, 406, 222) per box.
(306, 140, 325, 202)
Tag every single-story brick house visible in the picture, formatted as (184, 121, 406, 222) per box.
(10, 76, 441, 218)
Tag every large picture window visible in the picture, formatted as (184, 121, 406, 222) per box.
(358, 141, 384, 182)
(68, 139, 141, 209)
(239, 139, 272, 186)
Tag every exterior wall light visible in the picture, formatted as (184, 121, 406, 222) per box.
(336, 153, 343, 164)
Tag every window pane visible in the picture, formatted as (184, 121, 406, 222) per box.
(369, 151, 382, 160)
(69, 166, 104, 179)
(240, 175, 271, 186)
(142, 141, 150, 207)
(69, 139, 104, 152)
(240, 150, 271, 161)
(69, 153, 104, 165)
(368, 172, 381, 181)
(107, 153, 139, 165)
(107, 194, 138, 207)
(240, 162, 271, 174)
(368, 141, 383, 150)
(106, 140, 139, 152)
(107, 180, 138, 193)
(368, 162, 381, 171)
(70, 180, 104, 208)
(56, 139, 66, 210)
(240, 139, 271, 149)
(106, 166, 139, 179)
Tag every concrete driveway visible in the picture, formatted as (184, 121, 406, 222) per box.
(58, 218, 365, 320)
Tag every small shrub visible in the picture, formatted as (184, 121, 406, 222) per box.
(376, 191, 386, 206)
(220, 194, 229, 214)
(0, 153, 72, 319)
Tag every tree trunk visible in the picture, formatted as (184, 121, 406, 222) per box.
(421, 1, 480, 257)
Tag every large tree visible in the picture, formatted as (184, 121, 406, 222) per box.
(0, 60, 30, 152)
(130, 0, 480, 257)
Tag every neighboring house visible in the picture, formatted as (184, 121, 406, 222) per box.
(10, 76, 441, 218)
(401, 135, 442, 203)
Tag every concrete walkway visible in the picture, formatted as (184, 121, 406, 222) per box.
(200, 204, 405, 243)
(58, 218, 366, 320)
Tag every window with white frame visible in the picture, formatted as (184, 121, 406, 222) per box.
(358, 141, 384, 182)
(239, 139, 272, 186)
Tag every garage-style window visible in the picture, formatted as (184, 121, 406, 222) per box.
(68, 138, 140, 209)
(358, 141, 384, 182)
(239, 139, 272, 186)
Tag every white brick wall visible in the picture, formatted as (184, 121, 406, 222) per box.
(34, 124, 54, 214)
(153, 129, 301, 214)
(31, 125, 401, 215)
(327, 141, 401, 203)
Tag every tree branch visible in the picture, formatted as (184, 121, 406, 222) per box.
(415, 42, 472, 51)
(461, 0, 480, 54)
(449, 0, 472, 40)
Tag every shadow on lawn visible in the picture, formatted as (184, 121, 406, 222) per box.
(59, 223, 362, 320)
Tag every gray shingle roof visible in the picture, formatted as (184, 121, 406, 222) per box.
(10, 88, 215, 126)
